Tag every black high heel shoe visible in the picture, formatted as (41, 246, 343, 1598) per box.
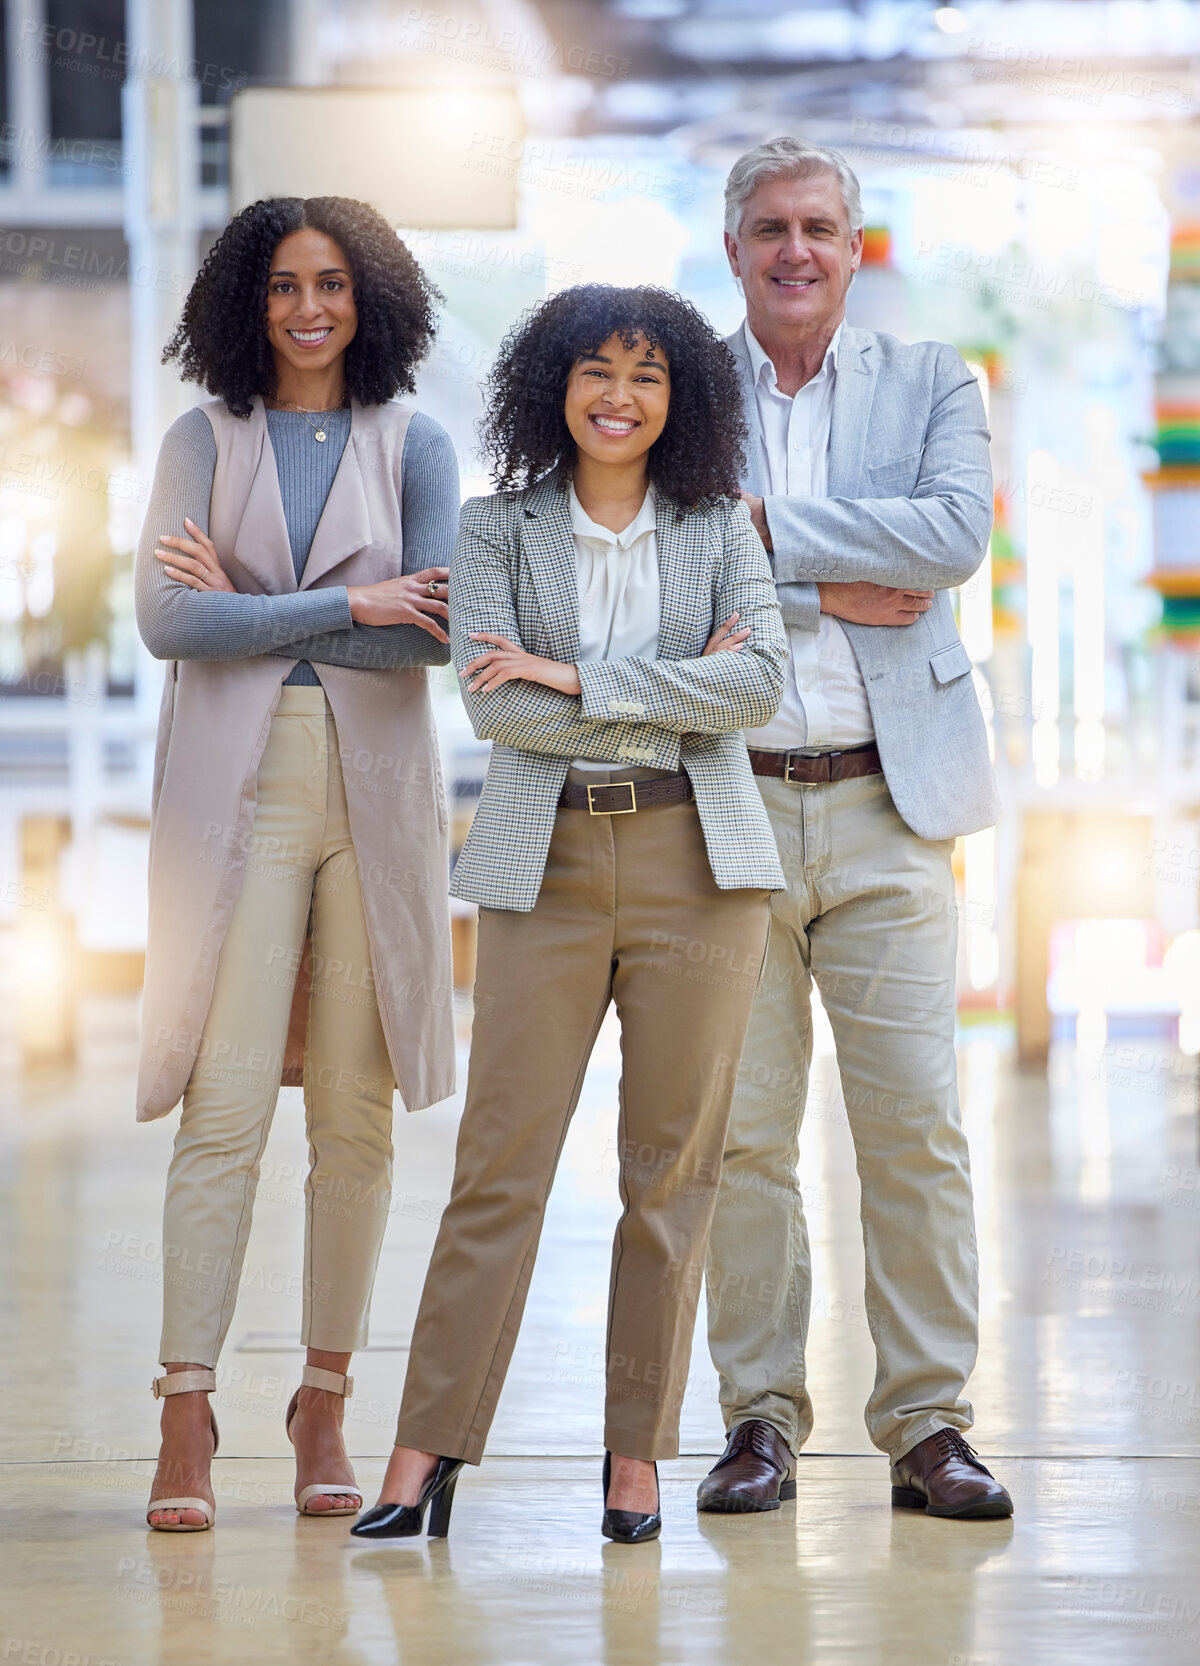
(601, 1451, 661, 1544)
(350, 1457, 464, 1540)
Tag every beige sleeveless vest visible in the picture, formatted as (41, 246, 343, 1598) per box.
(137, 396, 455, 1121)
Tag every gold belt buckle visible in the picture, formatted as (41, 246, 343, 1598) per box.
(587, 780, 637, 815)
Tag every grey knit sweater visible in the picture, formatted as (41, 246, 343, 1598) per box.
(135, 404, 458, 676)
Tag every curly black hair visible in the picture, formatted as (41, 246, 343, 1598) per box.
(163, 196, 442, 417)
(479, 284, 747, 510)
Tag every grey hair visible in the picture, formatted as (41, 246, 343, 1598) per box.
(724, 137, 864, 238)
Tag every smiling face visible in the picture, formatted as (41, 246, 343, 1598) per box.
(563, 331, 671, 472)
(725, 169, 862, 346)
(265, 227, 358, 384)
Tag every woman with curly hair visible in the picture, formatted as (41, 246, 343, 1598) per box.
(135, 197, 458, 1531)
(352, 284, 787, 1545)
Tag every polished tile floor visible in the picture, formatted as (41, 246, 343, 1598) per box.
(2, 993, 1198, 1664)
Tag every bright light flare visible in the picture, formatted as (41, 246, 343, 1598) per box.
(934, 7, 969, 33)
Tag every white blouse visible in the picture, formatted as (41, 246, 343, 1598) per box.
(569, 481, 661, 770)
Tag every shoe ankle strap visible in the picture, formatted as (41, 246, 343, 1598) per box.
(152, 1369, 216, 1399)
(299, 1366, 353, 1398)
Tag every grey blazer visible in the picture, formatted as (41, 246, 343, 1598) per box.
(727, 324, 1001, 840)
(449, 476, 788, 912)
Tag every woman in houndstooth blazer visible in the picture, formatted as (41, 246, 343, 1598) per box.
(353, 285, 787, 1546)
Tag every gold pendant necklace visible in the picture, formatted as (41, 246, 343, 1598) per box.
(275, 394, 347, 442)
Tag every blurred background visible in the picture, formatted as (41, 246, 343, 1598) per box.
(2, 9, 1199, 1658)
(1, 0, 1199, 1085)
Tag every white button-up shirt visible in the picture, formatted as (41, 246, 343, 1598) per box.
(741, 320, 875, 751)
(569, 481, 661, 770)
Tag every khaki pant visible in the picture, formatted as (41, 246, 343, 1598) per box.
(705, 772, 979, 1461)
(396, 770, 771, 1463)
(159, 688, 395, 1367)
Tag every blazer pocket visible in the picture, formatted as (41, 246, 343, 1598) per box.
(929, 641, 973, 684)
(867, 450, 923, 495)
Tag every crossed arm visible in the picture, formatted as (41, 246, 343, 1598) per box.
(267, 420, 459, 670)
(745, 353, 993, 634)
(135, 410, 455, 670)
(451, 498, 786, 764)
(135, 411, 356, 660)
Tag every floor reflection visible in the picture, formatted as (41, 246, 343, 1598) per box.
(1, 999, 1198, 1663)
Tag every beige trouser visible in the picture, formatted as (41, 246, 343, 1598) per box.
(705, 772, 979, 1462)
(395, 769, 771, 1464)
(159, 687, 395, 1367)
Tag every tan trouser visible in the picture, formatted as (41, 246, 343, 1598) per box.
(395, 770, 771, 1463)
(705, 772, 979, 1461)
(159, 687, 395, 1367)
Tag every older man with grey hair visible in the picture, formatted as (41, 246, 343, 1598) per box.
(699, 136, 1012, 1520)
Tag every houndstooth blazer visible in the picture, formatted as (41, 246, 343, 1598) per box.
(449, 475, 788, 911)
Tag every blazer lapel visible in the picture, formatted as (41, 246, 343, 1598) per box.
(230, 399, 297, 594)
(299, 401, 373, 589)
(519, 475, 580, 662)
(654, 492, 707, 661)
(725, 326, 767, 496)
(828, 328, 878, 499)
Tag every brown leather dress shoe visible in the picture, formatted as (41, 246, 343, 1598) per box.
(696, 1420, 797, 1514)
(891, 1429, 1013, 1519)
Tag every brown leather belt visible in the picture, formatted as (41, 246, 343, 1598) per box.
(558, 773, 694, 815)
(748, 742, 883, 785)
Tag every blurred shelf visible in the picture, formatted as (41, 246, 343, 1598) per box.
(1144, 569, 1200, 595)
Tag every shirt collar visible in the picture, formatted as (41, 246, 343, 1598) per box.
(569, 482, 657, 550)
(743, 319, 842, 394)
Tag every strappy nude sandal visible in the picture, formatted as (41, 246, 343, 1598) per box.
(285, 1366, 363, 1517)
(146, 1369, 219, 1531)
